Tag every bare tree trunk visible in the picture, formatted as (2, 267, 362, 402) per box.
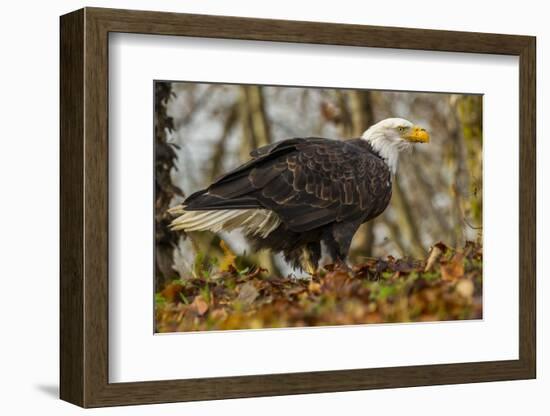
(391, 176, 426, 259)
(238, 87, 256, 161)
(238, 86, 281, 275)
(209, 103, 239, 181)
(155, 82, 184, 289)
(245, 86, 271, 147)
(445, 96, 469, 247)
(347, 90, 376, 261)
(456, 95, 483, 230)
(334, 90, 353, 137)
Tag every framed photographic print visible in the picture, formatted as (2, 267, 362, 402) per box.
(60, 7, 536, 408)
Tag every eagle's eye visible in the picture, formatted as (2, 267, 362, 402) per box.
(398, 126, 407, 133)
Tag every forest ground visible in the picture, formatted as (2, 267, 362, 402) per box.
(155, 241, 482, 332)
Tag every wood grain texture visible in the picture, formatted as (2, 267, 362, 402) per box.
(83, 9, 111, 406)
(518, 37, 536, 377)
(59, 7, 537, 408)
(88, 7, 532, 55)
(59, 9, 84, 406)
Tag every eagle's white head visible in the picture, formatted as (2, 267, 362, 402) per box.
(362, 117, 429, 173)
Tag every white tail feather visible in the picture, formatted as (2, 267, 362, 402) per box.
(169, 208, 281, 238)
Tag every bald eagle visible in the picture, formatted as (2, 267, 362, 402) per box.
(169, 118, 429, 273)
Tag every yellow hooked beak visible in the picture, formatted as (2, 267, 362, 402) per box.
(405, 125, 430, 143)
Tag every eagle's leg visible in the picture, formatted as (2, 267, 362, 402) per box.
(326, 221, 361, 268)
(301, 242, 321, 275)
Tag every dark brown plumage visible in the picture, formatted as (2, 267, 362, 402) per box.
(181, 137, 392, 270)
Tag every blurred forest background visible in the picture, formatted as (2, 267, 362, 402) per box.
(154, 81, 483, 331)
(155, 81, 482, 289)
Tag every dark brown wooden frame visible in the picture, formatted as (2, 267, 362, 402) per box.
(60, 7, 536, 408)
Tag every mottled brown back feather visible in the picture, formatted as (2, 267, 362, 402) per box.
(185, 137, 391, 229)
(181, 137, 392, 267)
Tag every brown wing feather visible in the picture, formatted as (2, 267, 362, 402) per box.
(184, 137, 392, 233)
(250, 138, 392, 232)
